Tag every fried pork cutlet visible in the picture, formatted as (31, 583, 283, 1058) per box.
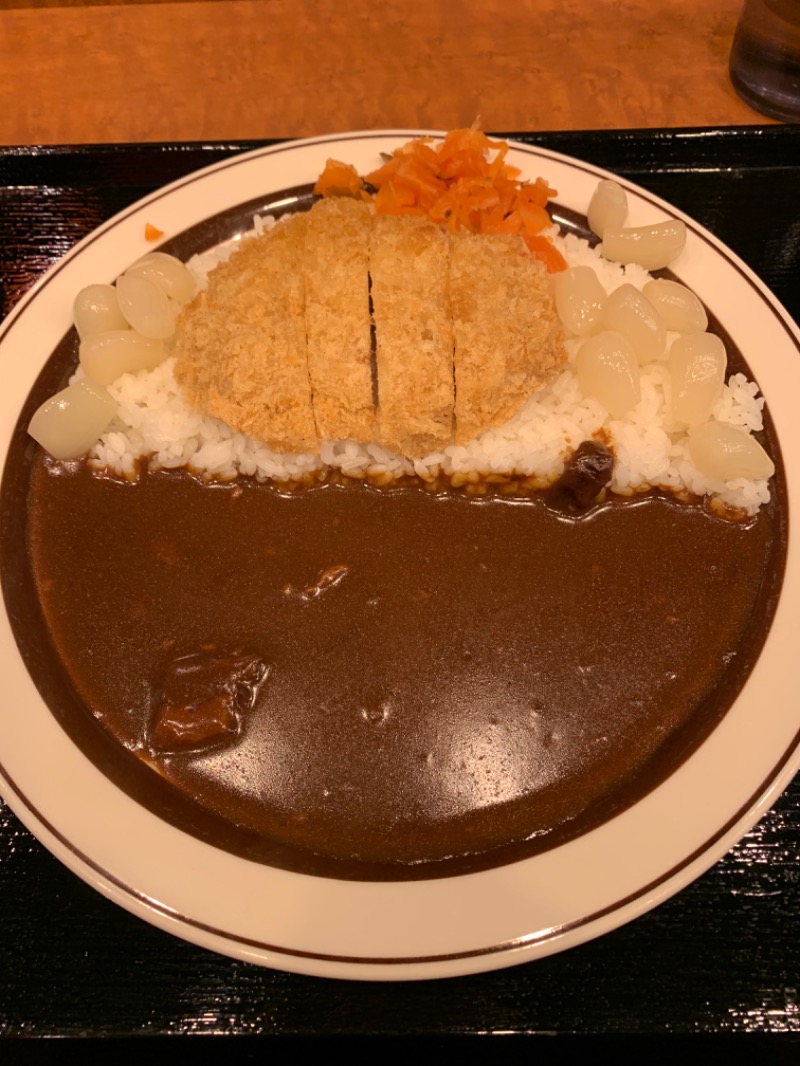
(449, 232, 566, 445)
(303, 197, 376, 443)
(174, 199, 566, 457)
(173, 212, 316, 453)
(370, 216, 454, 457)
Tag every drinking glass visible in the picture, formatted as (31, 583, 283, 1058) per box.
(729, 0, 800, 121)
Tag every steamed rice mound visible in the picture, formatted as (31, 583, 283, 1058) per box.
(84, 221, 772, 516)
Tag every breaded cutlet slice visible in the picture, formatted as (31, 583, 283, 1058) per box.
(370, 215, 454, 457)
(303, 197, 376, 442)
(449, 233, 566, 444)
(173, 212, 317, 453)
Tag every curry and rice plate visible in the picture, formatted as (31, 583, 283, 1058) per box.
(16, 133, 786, 879)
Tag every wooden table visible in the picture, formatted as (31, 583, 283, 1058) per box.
(0, 0, 770, 146)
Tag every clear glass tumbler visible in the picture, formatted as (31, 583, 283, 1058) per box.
(729, 0, 800, 121)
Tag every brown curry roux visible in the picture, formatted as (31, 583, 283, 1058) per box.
(22, 459, 784, 880)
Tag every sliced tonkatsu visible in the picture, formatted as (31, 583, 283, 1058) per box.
(303, 196, 376, 443)
(370, 215, 454, 458)
(174, 211, 316, 453)
(449, 231, 566, 445)
(174, 198, 566, 456)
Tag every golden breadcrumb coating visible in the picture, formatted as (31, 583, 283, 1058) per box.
(174, 212, 316, 453)
(449, 232, 565, 444)
(303, 197, 376, 442)
(370, 215, 454, 457)
(174, 200, 566, 457)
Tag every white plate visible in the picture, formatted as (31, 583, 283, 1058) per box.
(1, 131, 799, 981)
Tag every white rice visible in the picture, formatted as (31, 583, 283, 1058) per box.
(82, 219, 772, 515)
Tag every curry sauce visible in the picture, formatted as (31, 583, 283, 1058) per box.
(20, 459, 785, 880)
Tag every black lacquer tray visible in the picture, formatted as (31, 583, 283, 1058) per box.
(1, 127, 799, 1060)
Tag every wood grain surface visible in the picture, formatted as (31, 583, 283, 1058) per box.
(0, 0, 769, 146)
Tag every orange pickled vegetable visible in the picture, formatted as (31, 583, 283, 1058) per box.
(144, 223, 164, 241)
(315, 128, 567, 272)
(313, 159, 372, 200)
